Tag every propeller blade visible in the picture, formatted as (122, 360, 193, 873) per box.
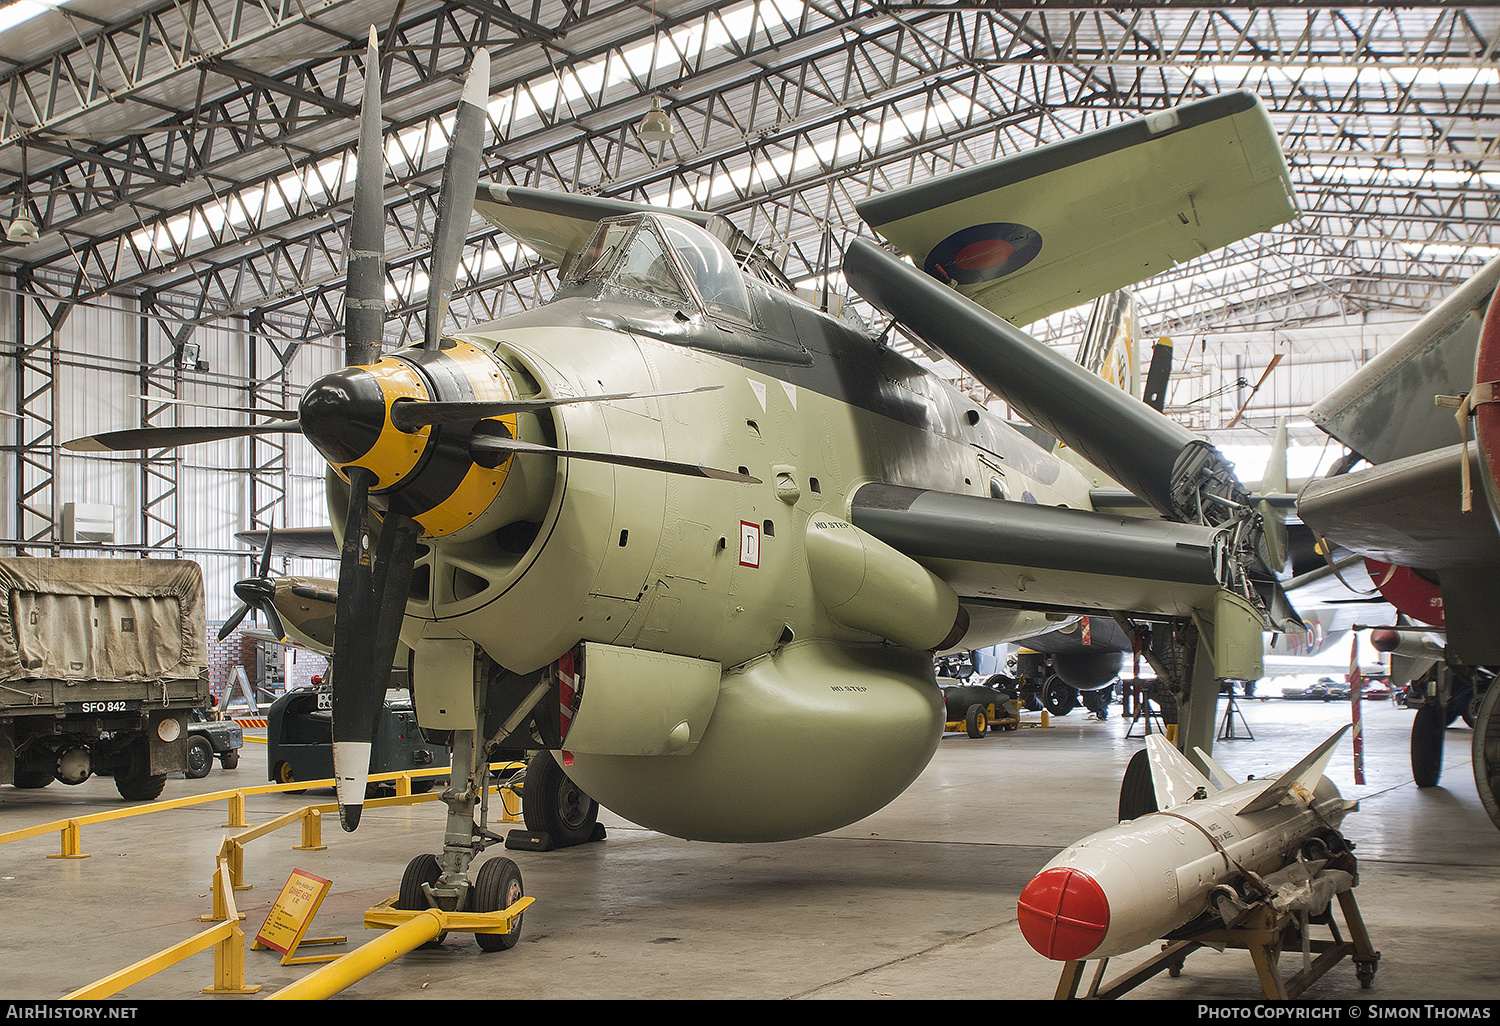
(389, 385, 722, 432)
(424, 47, 489, 351)
(262, 602, 288, 646)
(216, 603, 251, 642)
(470, 433, 761, 483)
(128, 395, 298, 420)
(346, 26, 386, 368)
(1225, 352, 1283, 429)
(330, 467, 420, 831)
(63, 422, 301, 452)
(257, 525, 276, 580)
(332, 466, 377, 830)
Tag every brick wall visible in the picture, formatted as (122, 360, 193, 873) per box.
(206, 625, 327, 708)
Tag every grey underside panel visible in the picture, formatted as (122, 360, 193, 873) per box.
(1309, 256, 1500, 465)
(1296, 443, 1500, 569)
(851, 483, 1222, 591)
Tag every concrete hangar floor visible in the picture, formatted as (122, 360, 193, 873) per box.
(0, 694, 1495, 1002)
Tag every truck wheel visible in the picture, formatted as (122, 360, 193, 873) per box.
(965, 704, 988, 738)
(185, 736, 214, 779)
(521, 754, 599, 848)
(219, 751, 239, 770)
(115, 740, 166, 801)
(116, 768, 166, 801)
(472, 857, 524, 952)
(13, 769, 52, 789)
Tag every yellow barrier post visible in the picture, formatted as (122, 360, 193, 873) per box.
(67, 858, 261, 999)
(297, 807, 326, 852)
(206, 859, 260, 995)
(224, 791, 250, 829)
(49, 819, 88, 860)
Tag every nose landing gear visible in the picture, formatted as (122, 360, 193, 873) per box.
(389, 728, 527, 951)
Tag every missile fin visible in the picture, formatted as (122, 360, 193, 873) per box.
(1237, 725, 1351, 816)
(1145, 733, 1217, 809)
(1194, 746, 1239, 790)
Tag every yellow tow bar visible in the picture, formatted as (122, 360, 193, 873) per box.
(267, 896, 533, 1000)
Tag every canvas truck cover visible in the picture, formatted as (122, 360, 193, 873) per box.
(0, 558, 207, 684)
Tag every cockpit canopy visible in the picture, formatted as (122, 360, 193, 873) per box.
(564, 213, 754, 324)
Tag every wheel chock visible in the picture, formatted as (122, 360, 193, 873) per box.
(504, 829, 554, 852)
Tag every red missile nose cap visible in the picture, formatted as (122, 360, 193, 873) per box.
(1017, 867, 1109, 961)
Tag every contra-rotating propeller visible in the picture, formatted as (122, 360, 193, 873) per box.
(63, 29, 754, 831)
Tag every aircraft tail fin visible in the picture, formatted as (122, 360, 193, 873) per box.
(1237, 725, 1350, 815)
(1077, 290, 1141, 399)
(1146, 732, 1218, 809)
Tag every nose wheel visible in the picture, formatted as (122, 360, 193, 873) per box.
(393, 852, 525, 952)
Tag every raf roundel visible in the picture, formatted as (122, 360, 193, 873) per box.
(923, 222, 1043, 286)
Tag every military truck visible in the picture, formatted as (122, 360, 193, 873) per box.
(0, 558, 209, 800)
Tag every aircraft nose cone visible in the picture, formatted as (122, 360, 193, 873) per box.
(299, 370, 387, 466)
(1017, 866, 1109, 961)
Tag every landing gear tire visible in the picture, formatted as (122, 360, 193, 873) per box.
(397, 853, 447, 946)
(1043, 679, 1078, 717)
(965, 704, 988, 738)
(184, 736, 214, 779)
(521, 754, 599, 848)
(1472, 683, 1500, 829)
(1412, 701, 1445, 788)
(472, 857, 525, 952)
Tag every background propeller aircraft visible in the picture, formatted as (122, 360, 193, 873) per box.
(65, 31, 1305, 930)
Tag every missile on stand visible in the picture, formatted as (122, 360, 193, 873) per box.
(1017, 727, 1357, 962)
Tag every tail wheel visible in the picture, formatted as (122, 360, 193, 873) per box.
(472, 857, 524, 952)
(965, 704, 988, 738)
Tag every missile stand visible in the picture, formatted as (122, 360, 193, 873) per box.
(1052, 851, 1380, 1000)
